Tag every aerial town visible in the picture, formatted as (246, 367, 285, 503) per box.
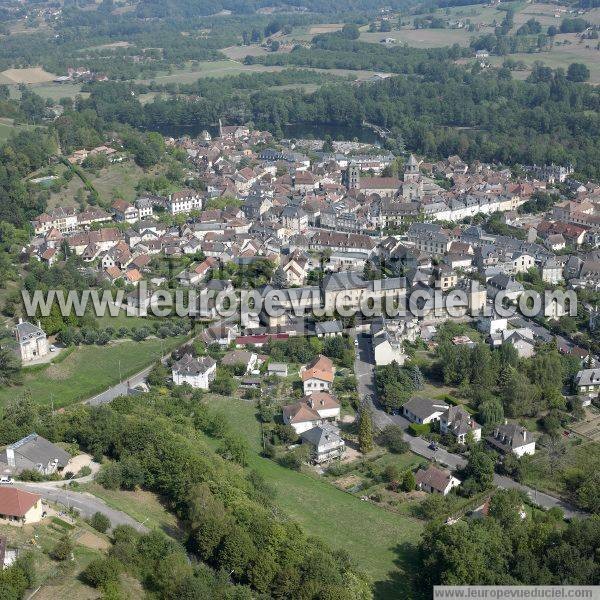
(1, 0, 599, 597)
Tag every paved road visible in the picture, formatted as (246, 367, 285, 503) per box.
(85, 316, 236, 406)
(353, 333, 586, 520)
(17, 483, 149, 532)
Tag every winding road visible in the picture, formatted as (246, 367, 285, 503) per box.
(354, 333, 587, 520)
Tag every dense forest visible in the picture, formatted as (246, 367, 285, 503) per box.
(419, 491, 600, 586)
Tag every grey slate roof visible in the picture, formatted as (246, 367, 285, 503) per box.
(402, 397, 449, 420)
(172, 353, 216, 376)
(0, 433, 70, 471)
(300, 422, 343, 447)
(315, 320, 343, 335)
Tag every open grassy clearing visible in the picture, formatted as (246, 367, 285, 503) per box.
(0, 336, 185, 409)
(221, 44, 270, 60)
(203, 394, 423, 598)
(0, 117, 42, 142)
(309, 23, 344, 35)
(47, 160, 148, 209)
(138, 60, 285, 84)
(520, 436, 600, 497)
(90, 161, 148, 204)
(511, 2, 569, 30)
(81, 482, 181, 538)
(489, 37, 600, 84)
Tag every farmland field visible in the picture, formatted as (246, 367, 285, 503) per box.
(0, 67, 56, 84)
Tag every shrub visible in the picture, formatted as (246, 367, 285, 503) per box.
(132, 327, 149, 342)
(96, 463, 122, 490)
(408, 423, 431, 436)
(90, 512, 111, 534)
(77, 465, 92, 477)
(18, 469, 44, 482)
(379, 425, 409, 453)
(82, 556, 121, 588)
(50, 534, 73, 561)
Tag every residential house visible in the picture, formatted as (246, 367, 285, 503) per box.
(575, 368, 600, 397)
(300, 423, 345, 463)
(283, 392, 340, 434)
(168, 190, 203, 215)
(0, 433, 71, 476)
(486, 422, 536, 457)
(171, 354, 217, 389)
(13, 320, 49, 363)
(315, 320, 343, 338)
(486, 274, 524, 301)
(0, 488, 43, 525)
(221, 350, 258, 374)
(300, 355, 335, 394)
(415, 465, 461, 495)
(112, 199, 139, 223)
(402, 397, 450, 425)
(440, 406, 482, 443)
(371, 316, 419, 366)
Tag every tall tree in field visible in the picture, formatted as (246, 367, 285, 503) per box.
(358, 406, 374, 454)
(0, 347, 22, 386)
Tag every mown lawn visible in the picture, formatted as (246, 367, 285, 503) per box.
(0, 336, 185, 408)
(205, 395, 423, 599)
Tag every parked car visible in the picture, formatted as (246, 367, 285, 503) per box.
(428, 442, 438, 451)
(0, 476, 14, 484)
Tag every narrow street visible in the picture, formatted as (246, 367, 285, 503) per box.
(353, 333, 586, 519)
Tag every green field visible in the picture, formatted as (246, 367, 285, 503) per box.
(138, 60, 285, 84)
(0, 117, 41, 142)
(0, 336, 185, 408)
(360, 28, 474, 48)
(488, 38, 600, 84)
(48, 161, 148, 208)
(204, 395, 423, 598)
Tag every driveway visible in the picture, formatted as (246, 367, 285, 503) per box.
(17, 483, 148, 532)
(354, 331, 586, 520)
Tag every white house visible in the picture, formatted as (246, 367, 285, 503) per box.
(171, 353, 216, 389)
(300, 355, 335, 395)
(415, 465, 461, 495)
(402, 397, 449, 425)
(486, 422, 536, 457)
(300, 423, 345, 463)
(13, 320, 49, 363)
(574, 368, 600, 396)
(168, 190, 203, 215)
(440, 406, 482, 444)
(282, 392, 341, 434)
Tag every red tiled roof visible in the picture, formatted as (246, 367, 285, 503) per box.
(0, 488, 40, 517)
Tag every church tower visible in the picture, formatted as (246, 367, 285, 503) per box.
(343, 162, 360, 190)
(404, 154, 420, 183)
